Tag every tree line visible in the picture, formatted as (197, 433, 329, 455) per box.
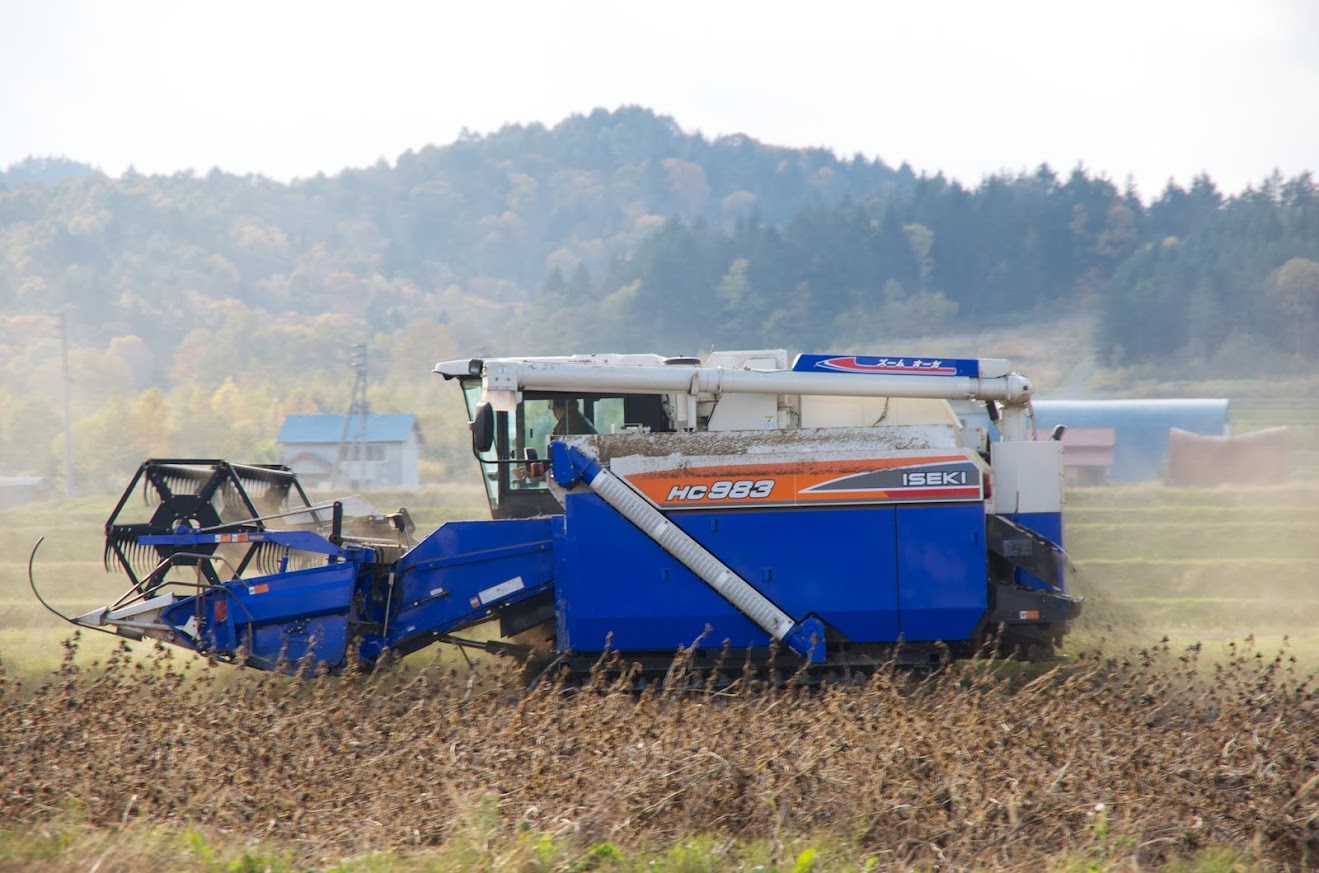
(1, 106, 1315, 490)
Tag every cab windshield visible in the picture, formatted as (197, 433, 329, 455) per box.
(459, 381, 629, 514)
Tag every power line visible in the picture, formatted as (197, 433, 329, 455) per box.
(54, 311, 74, 498)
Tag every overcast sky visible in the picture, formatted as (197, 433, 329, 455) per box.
(2, 0, 1317, 200)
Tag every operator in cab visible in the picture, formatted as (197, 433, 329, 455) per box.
(549, 398, 597, 436)
(515, 398, 597, 484)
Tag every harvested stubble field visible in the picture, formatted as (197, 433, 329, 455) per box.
(1, 482, 1317, 872)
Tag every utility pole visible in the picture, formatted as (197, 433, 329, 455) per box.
(334, 344, 370, 489)
(352, 344, 368, 488)
(55, 311, 74, 498)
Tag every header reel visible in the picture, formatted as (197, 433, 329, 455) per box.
(103, 459, 315, 594)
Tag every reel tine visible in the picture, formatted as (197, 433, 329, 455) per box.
(130, 541, 149, 578)
(233, 466, 299, 515)
(255, 542, 279, 575)
(246, 480, 269, 512)
(104, 531, 144, 578)
(229, 472, 257, 514)
(123, 538, 157, 580)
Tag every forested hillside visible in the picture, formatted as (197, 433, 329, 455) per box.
(2, 107, 1316, 492)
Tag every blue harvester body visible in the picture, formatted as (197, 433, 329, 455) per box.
(74, 350, 1080, 677)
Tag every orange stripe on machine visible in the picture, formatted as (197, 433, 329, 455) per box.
(624, 455, 983, 508)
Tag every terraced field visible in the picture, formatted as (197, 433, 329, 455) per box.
(1065, 483, 1319, 663)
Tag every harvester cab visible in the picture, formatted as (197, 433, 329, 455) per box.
(40, 349, 1081, 681)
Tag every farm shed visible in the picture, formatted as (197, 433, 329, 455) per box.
(277, 414, 423, 490)
(1034, 427, 1116, 486)
(0, 476, 49, 509)
(1030, 399, 1229, 482)
(1166, 426, 1289, 486)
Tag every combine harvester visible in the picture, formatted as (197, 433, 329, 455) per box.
(37, 350, 1081, 681)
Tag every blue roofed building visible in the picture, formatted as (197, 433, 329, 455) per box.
(277, 414, 423, 490)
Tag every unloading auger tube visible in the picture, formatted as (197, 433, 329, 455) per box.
(549, 441, 827, 663)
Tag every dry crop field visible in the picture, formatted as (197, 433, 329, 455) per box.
(0, 481, 1317, 872)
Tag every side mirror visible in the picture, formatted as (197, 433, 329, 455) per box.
(471, 401, 494, 453)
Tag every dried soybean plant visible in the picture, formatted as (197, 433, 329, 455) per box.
(0, 634, 1315, 870)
